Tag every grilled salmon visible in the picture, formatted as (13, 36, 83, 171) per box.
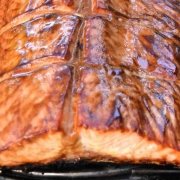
(0, 0, 179, 167)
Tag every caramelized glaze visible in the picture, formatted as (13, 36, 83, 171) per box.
(0, 0, 179, 166)
(74, 66, 180, 149)
(0, 64, 71, 151)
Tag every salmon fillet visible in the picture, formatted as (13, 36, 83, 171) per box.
(0, 0, 179, 167)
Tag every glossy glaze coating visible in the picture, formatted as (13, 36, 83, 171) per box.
(0, 0, 179, 166)
(0, 64, 71, 151)
(0, 15, 79, 75)
(83, 16, 179, 80)
(74, 66, 180, 149)
(0, 0, 81, 28)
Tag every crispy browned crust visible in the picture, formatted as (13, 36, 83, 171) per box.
(0, 0, 179, 167)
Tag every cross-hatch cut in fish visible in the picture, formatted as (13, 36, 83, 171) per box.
(0, 0, 179, 167)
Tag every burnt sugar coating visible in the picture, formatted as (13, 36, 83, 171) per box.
(0, 0, 180, 166)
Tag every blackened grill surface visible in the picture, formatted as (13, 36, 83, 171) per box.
(0, 161, 180, 180)
(0, 0, 180, 167)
